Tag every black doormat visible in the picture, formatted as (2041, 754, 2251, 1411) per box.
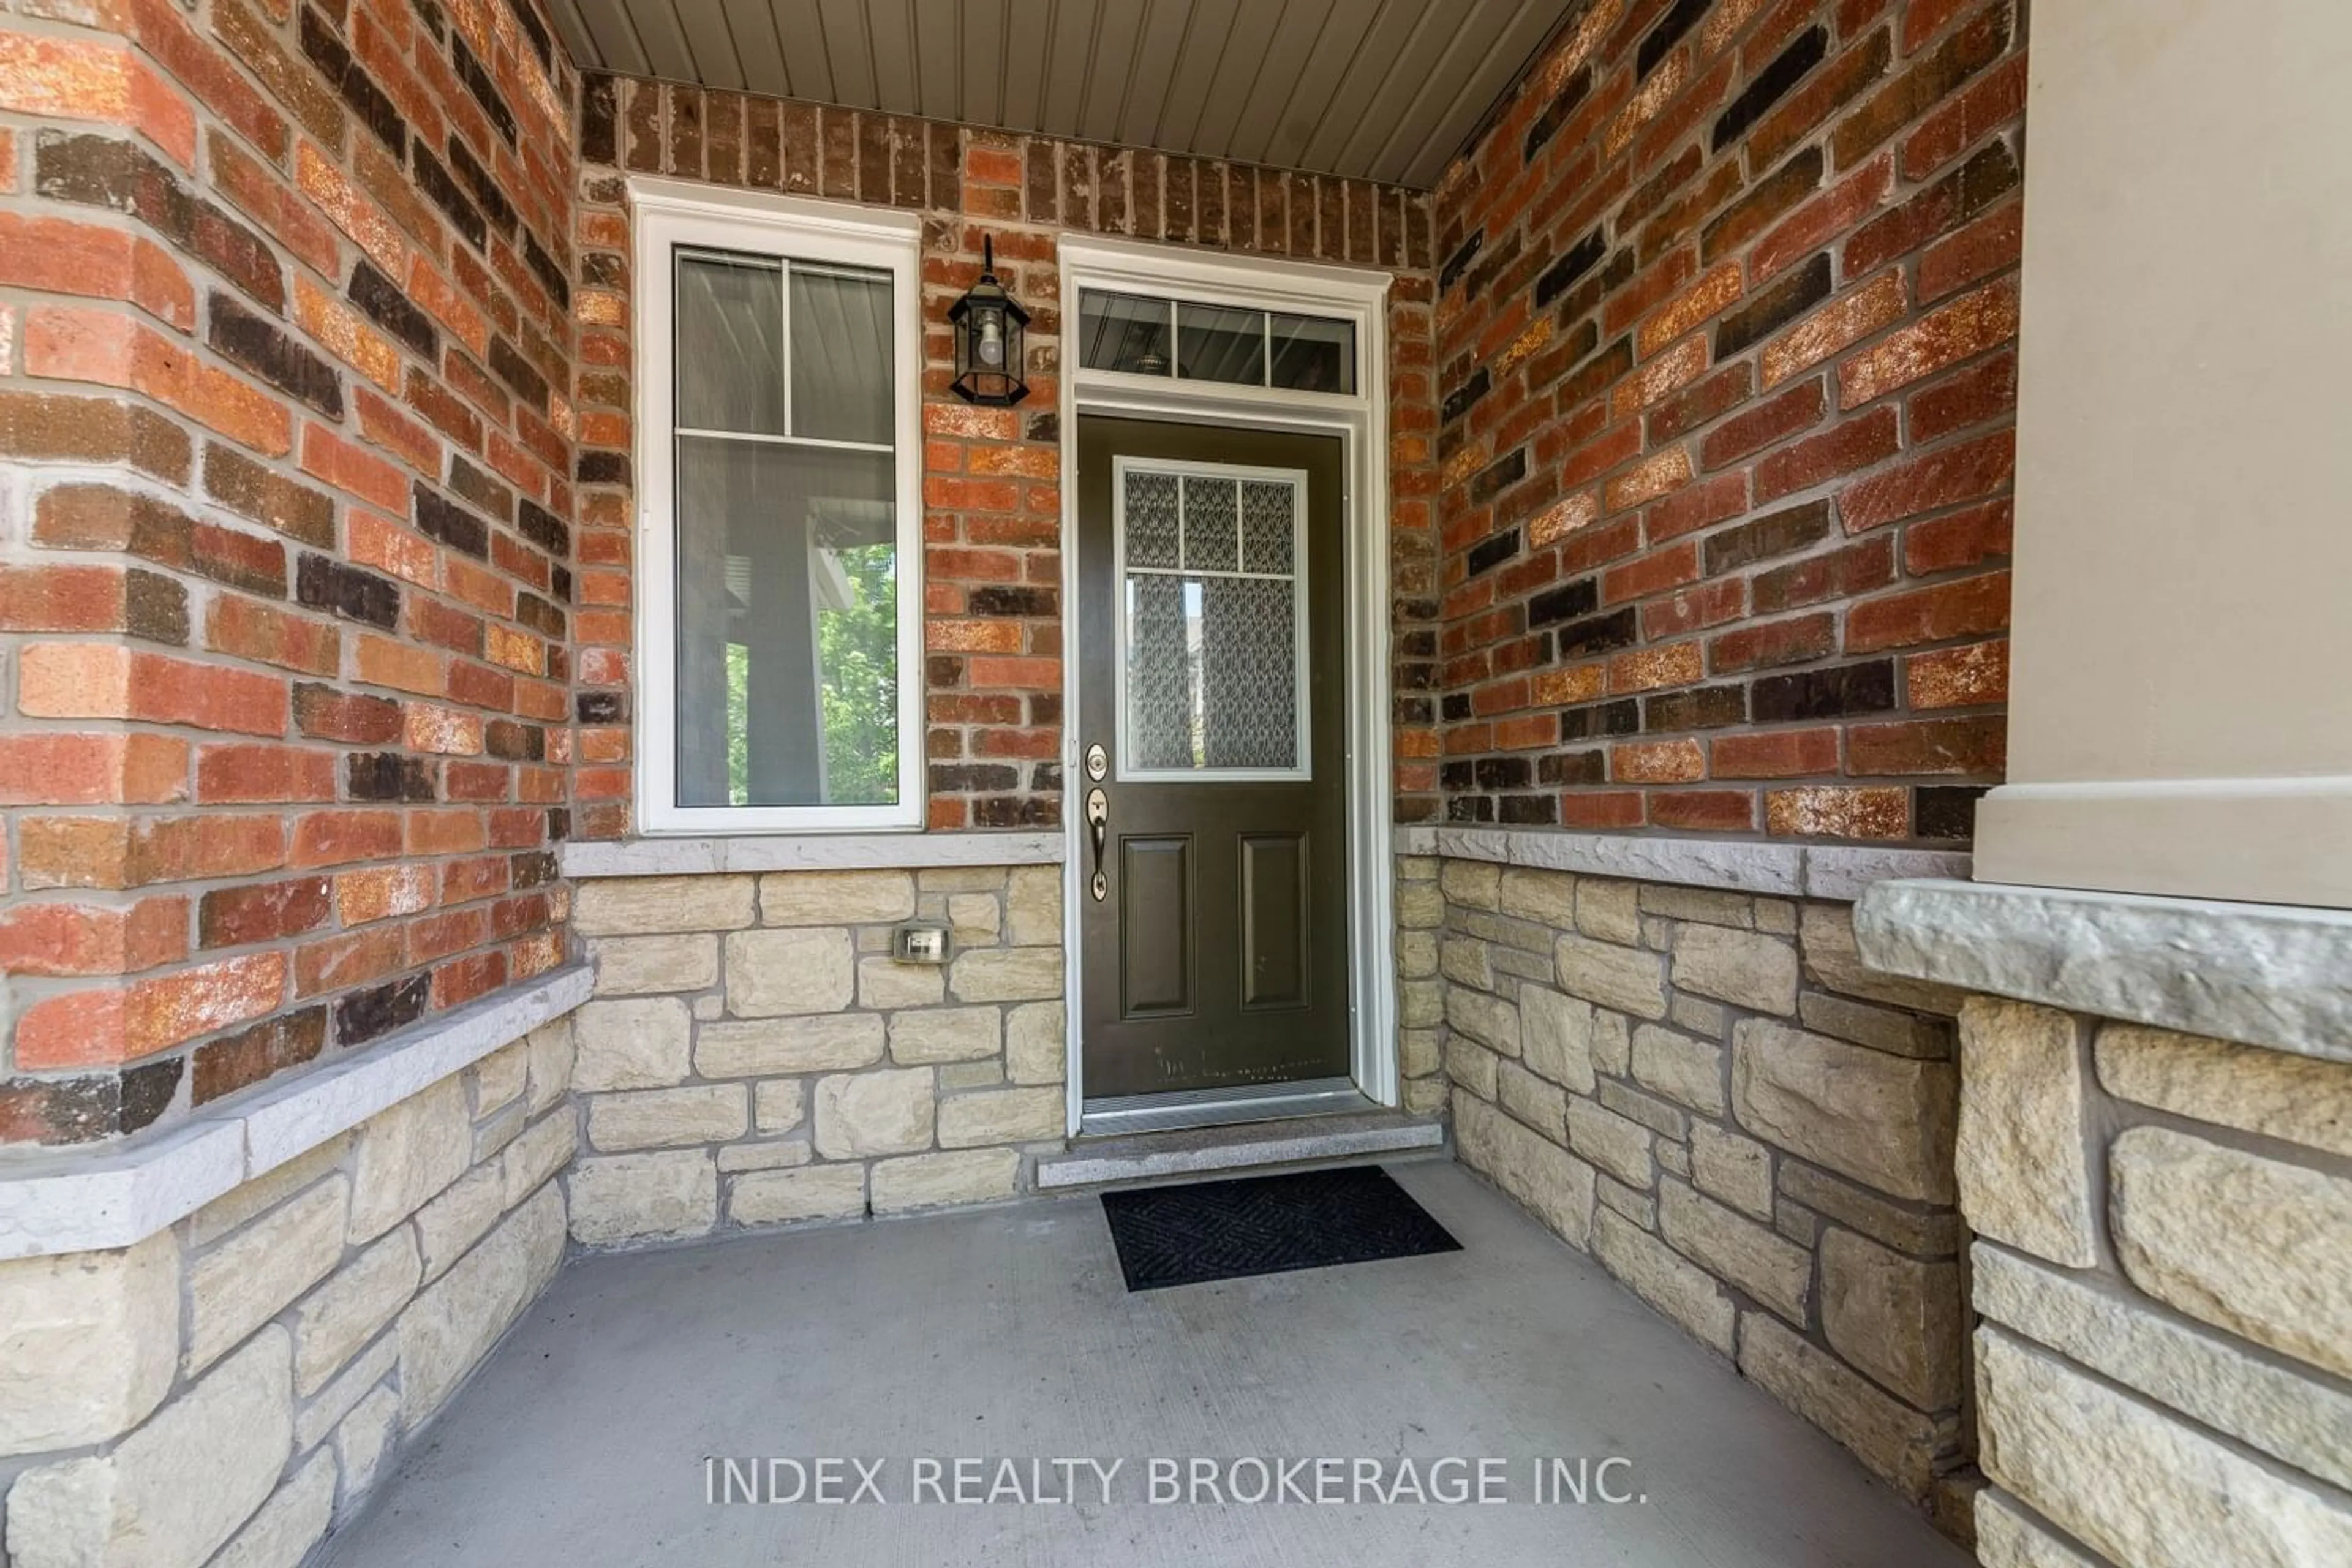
(1100, 1165, 1461, 1291)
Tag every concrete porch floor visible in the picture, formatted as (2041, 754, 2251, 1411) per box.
(320, 1162, 1969, 1567)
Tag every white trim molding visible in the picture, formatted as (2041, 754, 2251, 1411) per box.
(1400, 825, 1970, 902)
(1856, 878, 2352, 1066)
(1058, 235, 1397, 1135)
(628, 178, 927, 834)
(0, 965, 592, 1261)
(562, 831, 1065, 877)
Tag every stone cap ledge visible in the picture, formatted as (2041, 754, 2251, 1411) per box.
(1396, 825, 1967, 901)
(562, 831, 1066, 878)
(0, 963, 593, 1262)
(1855, 878, 2352, 1066)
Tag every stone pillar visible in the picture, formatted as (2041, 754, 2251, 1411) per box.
(1954, 1001, 2352, 1567)
(1860, 884, 2352, 1566)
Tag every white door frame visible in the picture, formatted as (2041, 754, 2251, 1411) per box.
(1055, 235, 1397, 1136)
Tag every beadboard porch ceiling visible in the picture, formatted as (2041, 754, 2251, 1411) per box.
(545, 0, 1581, 187)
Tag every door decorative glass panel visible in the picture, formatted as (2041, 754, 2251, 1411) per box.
(1116, 461, 1307, 778)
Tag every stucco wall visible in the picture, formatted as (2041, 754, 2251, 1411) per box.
(1981, 0, 2352, 905)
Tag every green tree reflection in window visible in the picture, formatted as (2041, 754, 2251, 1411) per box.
(726, 542, 900, 807)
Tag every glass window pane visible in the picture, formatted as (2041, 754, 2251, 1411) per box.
(1121, 466, 1305, 777)
(1177, 303, 1267, 385)
(1268, 312, 1356, 394)
(1079, 290, 1174, 374)
(676, 252, 786, 434)
(1126, 469, 1180, 568)
(790, 266, 893, 446)
(1181, 477, 1238, 572)
(1197, 576, 1298, 769)
(1122, 575, 1298, 772)
(1240, 481, 1295, 574)
(674, 436, 899, 807)
(1125, 573, 1196, 770)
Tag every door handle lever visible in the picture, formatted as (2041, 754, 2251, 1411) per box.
(1085, 786, 1109, 902)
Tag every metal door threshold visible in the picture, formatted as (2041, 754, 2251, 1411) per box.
(1079, 1077, 1368, 1137)
(1039, 1105, 1445, 1191)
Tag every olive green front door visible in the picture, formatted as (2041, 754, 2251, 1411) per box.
(1076, 415, 1351, 1101)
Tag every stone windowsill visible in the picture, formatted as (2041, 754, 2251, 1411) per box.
(1855, 878, 2352, 1066)
(1396, 824, 1969, 901)
(561, 831, 1067, 879)
(0, 963, 594, 1262)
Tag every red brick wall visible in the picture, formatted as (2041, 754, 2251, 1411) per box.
(570, 78, 1440, 837)
(0, 0, 578, 1142)
(1431, 0, 2022, 840)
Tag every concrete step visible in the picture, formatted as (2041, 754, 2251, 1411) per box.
(1035, 1110, 1447, 1191)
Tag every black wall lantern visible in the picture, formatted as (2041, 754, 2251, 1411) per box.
(949, 236, 1030, 406)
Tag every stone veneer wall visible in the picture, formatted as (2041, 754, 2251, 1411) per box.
(1951, 1001, 2352, 1566)
(564, 865, 1072, 1243)
(1427, 854, 1975, 1522)
(1397, 853, 1483, 1120)
(0, 1011, 578, 1568)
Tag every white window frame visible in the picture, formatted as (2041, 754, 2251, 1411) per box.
(1110, 455, 1312, 783)
(630, 178, 925, 834)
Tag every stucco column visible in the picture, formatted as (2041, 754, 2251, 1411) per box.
(1975, 0, 2352, 907)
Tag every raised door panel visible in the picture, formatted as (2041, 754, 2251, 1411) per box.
(1239, 832, 1309, 1010)
(1120, 835, 1193, 1017)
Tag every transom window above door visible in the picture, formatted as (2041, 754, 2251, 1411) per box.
(634, 186, 924, 833)
(1078, 289, 1358, 394)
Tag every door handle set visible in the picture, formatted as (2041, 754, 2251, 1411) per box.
(1084, 742, 1110, 902)
(1085, 786, 1109, 902)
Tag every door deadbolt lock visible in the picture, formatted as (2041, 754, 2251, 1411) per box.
(1085, 786, 1109, 902)
(1085, 743, 1108, 782)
